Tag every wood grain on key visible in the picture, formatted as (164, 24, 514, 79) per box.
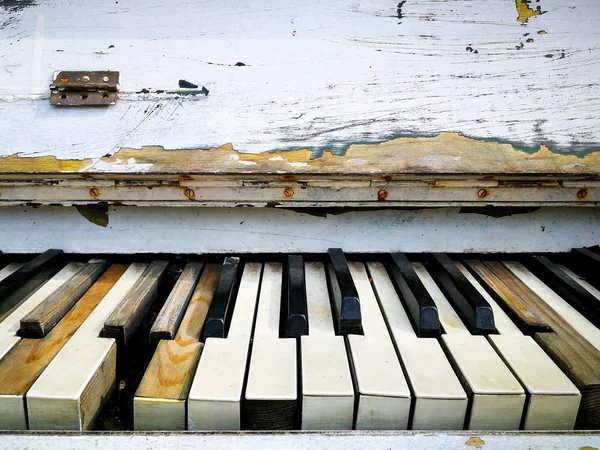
(501, 261, 600, 429)
(134, 263, 219, 430)
(0, 265, 127, 430)
(464, 260, 550, 334)
(20, 260, 109, 338)
(102, 260, 169, 347)
(150, 262, 204, 344)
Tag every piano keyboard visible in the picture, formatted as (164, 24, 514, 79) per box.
(0, 249, 599, 431)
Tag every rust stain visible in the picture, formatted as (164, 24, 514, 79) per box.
(515, 0, 544, 24)
(465, 437, 485, 446)
(1, 133, 600, 177)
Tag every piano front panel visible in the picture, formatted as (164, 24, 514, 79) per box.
(0, 249, 598, 432)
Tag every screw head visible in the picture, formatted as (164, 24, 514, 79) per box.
(377, 189, 388, 200)
(477, 189, 488, 198)
(103, 76, 110, 82)
(81, 75, 90, 83)
(284, 188, 294, 198)
(89, 187, 100, 197)
(59, 75, 69, 83)
(184, 188, 195, 199)
(577, 189, 588, 199)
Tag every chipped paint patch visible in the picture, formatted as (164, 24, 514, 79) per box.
(79, 157, 153, 173)
(465, 436, 485, 446)
(515, 0, 544, 24)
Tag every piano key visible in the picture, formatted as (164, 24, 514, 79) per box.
(0, 249, 63, 299)
(26, 263, 147, 430)
(243, 262, 298, 430)
(429, 253, 495, 334)
(388, 253, 440, 337)
(284, 255, 308, 338)
(567, 247, 600, 291)
(501, 261, 600, 429)
(504, 261, 600, 352)
(0, 265, 128, 430)
(20, 259, 109, 338)
(457, 262, 580, 430)
(327, 248, 363, 336)
(414, 262, 525, 430)
(102, 260, 169, 347)
(0, 263, 84, 362)
(150, 261, 204, 344)
(558, 262, 600, 309)
(300, 262, 354, 430)
(368, 262, 467, 430)
(134, 263, 219, 431)
(187, 263, 261, 430)
(526, 255, 600, 328)
(464, 260, 550, 334)
(203, 256, 241, 340)
(347, 262, 411, 430)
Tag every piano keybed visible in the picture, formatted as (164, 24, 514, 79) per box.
(0, 249, 599, 431)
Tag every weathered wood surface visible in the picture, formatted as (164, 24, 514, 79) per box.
(0, 265, 126, 430)
(0, 0, 599, 176)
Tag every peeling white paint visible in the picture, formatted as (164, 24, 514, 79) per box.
(238, 160, 257, 166)
(288, 162, 308, 167)
(79, 158, 153, 173)
(269, 156, 285, 161)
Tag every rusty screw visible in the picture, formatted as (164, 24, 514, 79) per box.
(184, 188, 195, 199)
(284, 188, 294, 198)
(60, 75, 69, 83)
(477, 189, 488, 199)
(577, 189, 588, 199)
(377, 189, 388, 201)
(89, 187, 100, 198)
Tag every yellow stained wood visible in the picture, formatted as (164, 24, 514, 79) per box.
(0, 265, 127, 395)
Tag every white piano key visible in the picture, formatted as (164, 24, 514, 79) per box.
(0, 263, 82, 362)
(347, 262, 411, 430)
(187, 263, 262, 430)
(504, 261, 600, 352)
(367, 262, 467, 430)
(26, 263, 147, 430)
(300, 262, 354, 430)
(413, 262, 526, 430)
(457, 262, 581, 430)
(244, 262, 297, 429)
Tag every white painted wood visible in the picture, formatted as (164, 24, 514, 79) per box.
(300, 262, 354, 431)
(0, 1, 598, 157)
(367, 262, 467, 430)
(413, 262, 526, 430)
(187, 263, 262, 430)
(504, 261, 600, 352)
(26, 263, 146, 430)
(2, 206, 596, 255)
(0, 263, 82, 361)
(346, 262, 410, 430)
(245, 263, 297, 401)
(457, 262, 581, 430)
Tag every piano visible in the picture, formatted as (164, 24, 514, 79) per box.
(1, 0, 600, 449)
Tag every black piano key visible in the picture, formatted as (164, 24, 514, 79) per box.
(202, 256, 241, 340)
(429, 253, 496, 334)
(567, 248, 600, 292)
(388, 253, 441, 337)
(326, 248, 362, 335)
(527, 255, 600, 329)
(285, 255, 308, 338)
(0, 249, 63, 299)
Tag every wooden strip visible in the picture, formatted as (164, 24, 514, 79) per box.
(368, 262, 467, 430)
(150, 261, 204, 344)
(20, 260, 109, 338)
(0, 265, 127, 430)
(464, 260, 550, 334)
(0, 263, 84, 362)
(134, 264, 219, 431)
(102, 260, 169, 347)
(0, 250, 63, 300)
(26, 264, 147, 430)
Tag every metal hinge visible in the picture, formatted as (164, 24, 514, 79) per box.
(49, 71, 119, 106)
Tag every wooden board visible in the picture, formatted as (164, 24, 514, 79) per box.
(26, 263, 147, 430)
(20, 260, 108, 338)
(0, 0, 599, 178)
(149, 261, 204, 343)
(0, 265, 127, 430)
(134, 263, 219, 431)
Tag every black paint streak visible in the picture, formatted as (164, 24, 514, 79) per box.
(545, 53, 554, 58)
(0, 0, 36, 28)
(466, 45, 479, 54)
(396, 1, 406, 24)
(179, 79, 199, 89)
(235, 62, 246, 67)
